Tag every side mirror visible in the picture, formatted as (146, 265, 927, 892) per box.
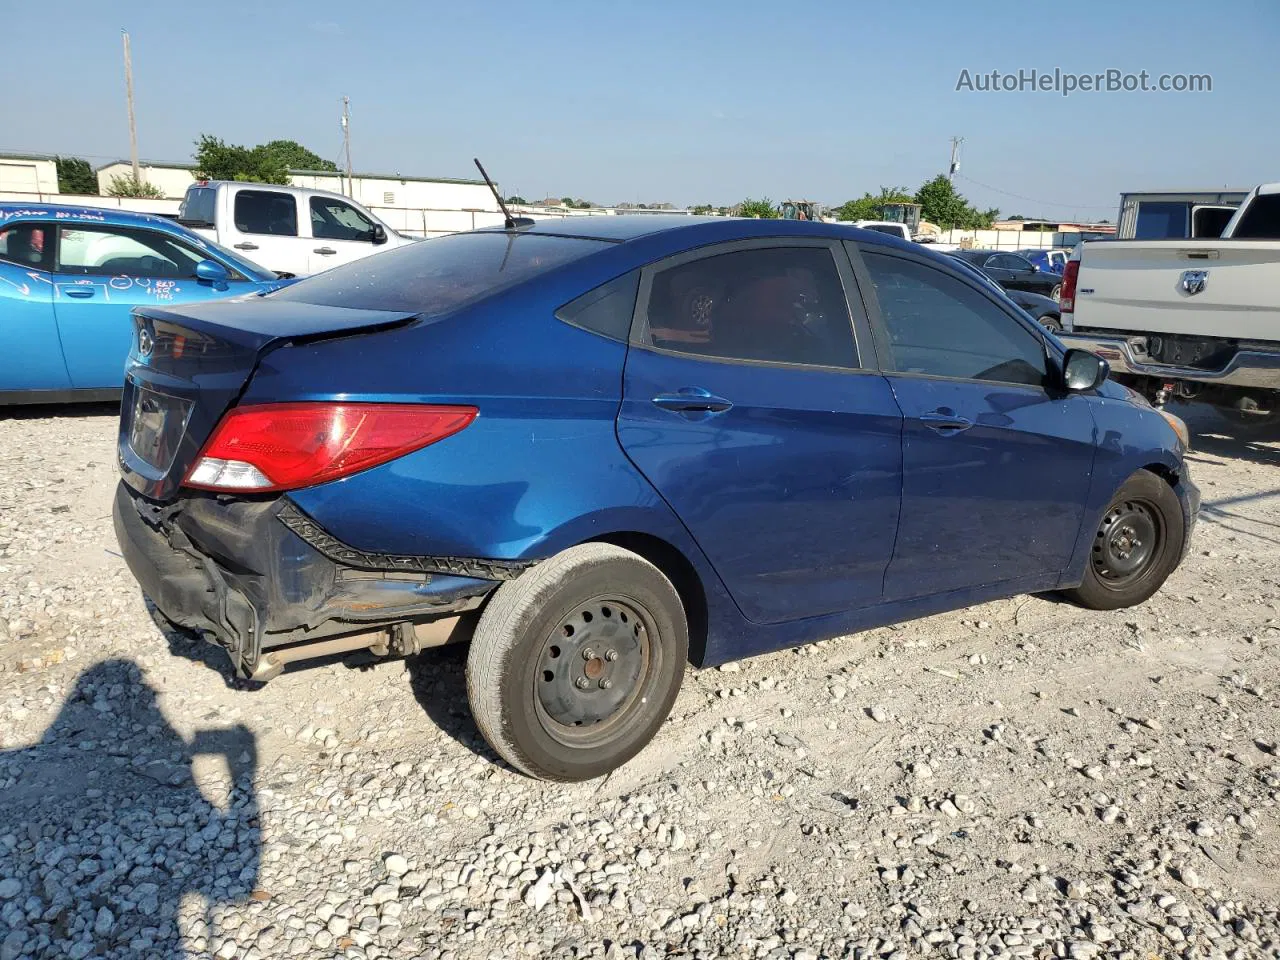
(1030, 263, 1041, 273)
(372, 224, 388, 245)
(1062, 348, 1109, 391)
(195, 259, 231, 286)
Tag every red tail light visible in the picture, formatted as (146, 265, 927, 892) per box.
(184, 403, 477, 493)
(1060, 259, 1079, 313)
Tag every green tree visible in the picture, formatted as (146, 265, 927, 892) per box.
(504, 195, 527, 205)
(55, 156, 98, 195)
(106, 174, 166, 199)
(690, 204, 715, 215)
(192, 134, 290, 184)
(834, 186, 914, 222)
(259, 139, 337, 172)
(737, 197, 778, 219)
(914, 175, 997, 229)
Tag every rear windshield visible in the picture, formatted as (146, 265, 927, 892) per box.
(179, 186, 217, 227)
(270, 231, 610, 314)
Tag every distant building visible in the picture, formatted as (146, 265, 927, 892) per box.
(994, 218, 1115, 235)
(0, 153, 58, 194)
(94, 160, 199, 198)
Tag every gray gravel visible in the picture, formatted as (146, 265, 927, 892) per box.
(1, 404, 1278, 960)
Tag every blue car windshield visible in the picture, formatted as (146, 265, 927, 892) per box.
(271, 231, 610, 314)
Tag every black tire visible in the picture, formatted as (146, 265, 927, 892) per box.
(1215, 405, 1280, 440)
(466, 543, 688, 781)
(1049, 283, 1063, 302)
(1062, 470, 1185, 611)
(1039, 314, 1062, 333)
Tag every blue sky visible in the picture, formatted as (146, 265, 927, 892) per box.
(6, 0, 1277, 218)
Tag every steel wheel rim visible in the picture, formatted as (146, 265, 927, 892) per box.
(534, 595, 654, 747)
(1091, 499, 1161, 587)
(1050, 284, 1062, 301)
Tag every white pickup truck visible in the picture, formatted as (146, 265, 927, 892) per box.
(1059, 182, 1280, 432)
(177, 181, 412, 278)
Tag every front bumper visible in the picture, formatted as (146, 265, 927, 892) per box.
(113, 481, 505, 678)
(1060, 332, 1280, 390)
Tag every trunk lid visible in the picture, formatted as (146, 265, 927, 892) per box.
(119, 298, 416, 502)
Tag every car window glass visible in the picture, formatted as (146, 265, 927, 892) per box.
(1229, 193, 1280, 239)
(1134, 201, 1189, 239)
(1007, 254, 1034, 271)
(987, 254, 1017, 269)
(57, 225, 210, 279)
(555, 271, 640, 341)
(0, 223, 54, 270)
(310, 197, 377, 242)
(641, 246, 857, 368)
(862, 252, 1046, 387)
(233, 190, 298, 237)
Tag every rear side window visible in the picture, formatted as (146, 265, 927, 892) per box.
(179, 187, 216, 227)
(1229, 193, 1280, 239)
(1134, 201, 1189, 239)
(234, 190, 298, 237)
(0, 222, 54, 270)
(639, 246, 858, 368)
(271, 231, 609, 314)
(862, 252, 1046, 387)
(555, 271, 639, 341)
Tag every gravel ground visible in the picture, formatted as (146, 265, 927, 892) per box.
(0, 404, 1277, 960)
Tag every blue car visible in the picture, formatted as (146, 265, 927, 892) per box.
(1016, 248, 1069, 275)
(113, 216, 1199, 780)
(0, 204, 288, 404)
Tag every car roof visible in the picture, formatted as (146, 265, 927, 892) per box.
(0, 202, 179, 231)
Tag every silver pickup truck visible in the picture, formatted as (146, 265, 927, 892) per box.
(1059, 183, 1280, 433)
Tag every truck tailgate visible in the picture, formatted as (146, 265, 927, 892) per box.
(1072, 239, 1280, 342)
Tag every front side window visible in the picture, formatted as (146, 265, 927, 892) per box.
(57, 225, 217, 279)
(640, 246, 858, 368)
(862, 252, 1047, 387)
(233, 190, 298, 237)
(0, 222, 53, 270)
(310, 197, 377, 242)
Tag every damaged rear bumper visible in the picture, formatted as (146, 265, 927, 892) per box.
(112, 480, 528, 679)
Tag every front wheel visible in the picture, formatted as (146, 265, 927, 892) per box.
(466, 543, 688, 781)
(1062, 470, 1185, 611)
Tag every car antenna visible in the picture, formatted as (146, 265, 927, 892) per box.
(474, 158, 533, 230)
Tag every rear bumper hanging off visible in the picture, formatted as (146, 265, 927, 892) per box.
(112, 481, 523, 679)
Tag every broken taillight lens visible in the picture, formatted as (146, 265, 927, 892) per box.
(184, 402, 477, 493)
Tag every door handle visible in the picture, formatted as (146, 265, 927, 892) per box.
(233, 242, 259, 251)
(652, 388, 733, 414)
(919, 411, 974, 433)
(313, 247, 337, 255)
(64, 288, 95, 299)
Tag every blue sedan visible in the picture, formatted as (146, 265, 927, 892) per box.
(113, 216, 1199, 780)
(0, 204, 287, 404)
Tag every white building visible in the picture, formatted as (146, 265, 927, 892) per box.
(95, 160, 198, 199)
(0, 154, 58, 194)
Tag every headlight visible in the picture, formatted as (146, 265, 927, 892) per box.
(1158, 409, 1190, 451)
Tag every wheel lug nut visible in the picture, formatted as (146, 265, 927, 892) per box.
(575, 676, 590, 690)
(604, 649, 618, 661)
(598, 678, 612, 690)
(581, 648, 596, 661)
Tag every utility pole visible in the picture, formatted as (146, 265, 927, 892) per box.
(341, 96, 353, 198)
(122, 29, 140, 185)
(948, 136, 964, 183)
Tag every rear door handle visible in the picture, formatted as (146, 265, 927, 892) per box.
(233, 242, 259, 251)
(652, 388, 733, 414)
(919, 411, 974, 434)
(64, 288, 95, 299)
(313, 247, 337, 255)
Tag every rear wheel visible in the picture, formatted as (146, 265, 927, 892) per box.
(1062, 470, 1185, 610)
(1039, 314, 1062, 333)
(1049, 283, 1063, 302)
(466, 543, 688, 781)
(1215, 405, 1280, 440)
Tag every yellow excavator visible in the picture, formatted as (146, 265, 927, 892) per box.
(779, 200, 830, 222)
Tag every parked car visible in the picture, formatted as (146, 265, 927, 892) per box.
(1059, 181, 1280, 433)
(1016, 248, 1069, 275)
(0, 204, 291, 404)
(950, 249, 1063, 300)
(113, 217, 1198, 781)
(178, 180, 412, 278)
(948, 254, 1063, 330)
(853, 220, 912, 242)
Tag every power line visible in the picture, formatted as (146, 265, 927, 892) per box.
(954, 173, 1115, 213)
